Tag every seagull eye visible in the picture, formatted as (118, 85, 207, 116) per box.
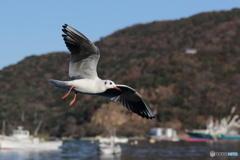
(105, 82, 107, 85)
(110, 82, 112, 85)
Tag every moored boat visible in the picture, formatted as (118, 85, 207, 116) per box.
(98, 136, 122, 155)
(185, 106, 240, 141)
(0, 126, 62, 150)
(99, 136, 128, 144)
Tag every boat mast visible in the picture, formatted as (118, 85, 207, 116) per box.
(34, 120, 43, 136)
(2, 120, 5, 136)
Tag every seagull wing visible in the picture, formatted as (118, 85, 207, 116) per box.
(62, 24, 100, 79)
(95, 85, 155, 119)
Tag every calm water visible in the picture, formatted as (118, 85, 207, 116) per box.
(0, 140, 239, 160)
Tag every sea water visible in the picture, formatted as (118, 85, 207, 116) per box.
(0, 140, 239, 160)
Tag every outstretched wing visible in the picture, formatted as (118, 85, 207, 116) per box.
(62, 24, 100, 79)
(95, 85, 155, 119)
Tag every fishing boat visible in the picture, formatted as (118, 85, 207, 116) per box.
(98, 136, 122, 155)
(185, 106, 240, 141)
(99, 136, 128, 144)
(0, 126, 62, 150)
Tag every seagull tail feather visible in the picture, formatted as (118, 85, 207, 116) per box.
(49, 79, 73, 91)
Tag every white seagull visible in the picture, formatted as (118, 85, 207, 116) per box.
(49, 24, 155, 119)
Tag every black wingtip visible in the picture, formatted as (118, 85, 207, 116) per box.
(147, 116, 155, 119)
(142, 115, 155, 119)
(62, 25, 67, 35)
(63, 24, 68, 28)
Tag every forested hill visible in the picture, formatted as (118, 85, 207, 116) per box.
(1, 8, 240, 137)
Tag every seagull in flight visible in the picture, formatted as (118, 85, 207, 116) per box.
(49, 24, 155, 119)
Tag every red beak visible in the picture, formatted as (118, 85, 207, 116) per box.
(114, 87, 121, 91)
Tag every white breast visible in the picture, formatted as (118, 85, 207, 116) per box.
(71, 79, 105, 94)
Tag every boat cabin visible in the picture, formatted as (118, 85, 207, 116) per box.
(12, 126, 30, 139)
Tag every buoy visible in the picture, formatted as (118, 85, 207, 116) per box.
(149, 139, 156, 143)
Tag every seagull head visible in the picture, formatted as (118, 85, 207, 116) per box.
(104, 80, 121, 91)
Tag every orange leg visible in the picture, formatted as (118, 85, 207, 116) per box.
(69, 93, 77, 106)
(62, 86, 74, 99)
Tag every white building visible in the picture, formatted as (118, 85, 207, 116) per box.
(184, 48, 197, 54)
(149, 128, 179, 141)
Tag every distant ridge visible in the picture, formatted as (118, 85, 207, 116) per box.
(0, 8, 240, 137)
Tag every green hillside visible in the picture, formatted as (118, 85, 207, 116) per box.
(1, 8, 240, 137)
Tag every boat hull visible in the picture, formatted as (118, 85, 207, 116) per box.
(0, 139, 62, 150)
(98, 144, 121, 155)
(186, 132, 240, 141)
